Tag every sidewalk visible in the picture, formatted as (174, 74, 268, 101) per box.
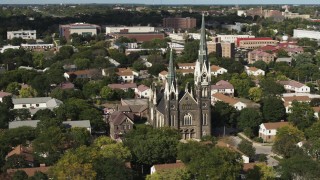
(237, 132, 273, 146)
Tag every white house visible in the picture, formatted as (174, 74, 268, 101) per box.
(135, 85, 151, 98)
(211, 80, 234, 96)
(245, 66, 265, 76)
(158, 71, 168, 81)
(211, 65, 228, 76)
(212, 93, 247, 110)
(278, 80, 310, 93)
(282, 95, 311, 113)
(259, 122, 289, 142)
(0, 91, 12, 102)
(116, 68, 135, 83)
(7, 30, 36, 40)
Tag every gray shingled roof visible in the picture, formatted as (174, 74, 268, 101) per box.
(63, 120, 91, 129)
(9, 120, 40, 129)
(12, 97, 63, 107)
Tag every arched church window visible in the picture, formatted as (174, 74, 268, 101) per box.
(183, 113, 192, 125)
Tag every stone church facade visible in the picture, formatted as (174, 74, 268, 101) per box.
(149, 14, 212, 140)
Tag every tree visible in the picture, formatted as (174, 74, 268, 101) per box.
(93, 157, 134, 180)
(272, 125, 304, 158)
(49, 146, 97, 180)
(123, 126, 180, 173)
(146, 168, 190, 180)
(33, 126, 66, 165)
(67, 127, 91, 149)
(248, 87, 263, 102)
(32, 109, 56, 120)
(288, 101, 316, 131)
(246, 163, 276, 180)
(12, 170, 28, 180)
(3, 155, 30, 170)
(237, 108, 263, 138)
(12, 109, 31, 120)
(82, 81, 102, 99)
(262, 97, 286, 122)
(212, 101, 239, 128)
(277, 49, 289, 58)
(74, 58, 91, 70)
(29, 171, 48, 180)
(178, 40, 199, 62)
(294, 52, 313, 67)
(259, 78, 285, 96)
(279, 155, 320, 180)
(6, 82, 21, 95)
(310, 98, 320, 107)
(19, 87, 37, 98)
(132, 60, 146, 71)
(230, 73, 255, 98)
(2, 95, 14, 109)
(238, 140, 256, 160)
(100, 86, 114, 100)
(147, 63, 166, 76)
(30, 75, 50, 96)
(253, 61, 268, 72)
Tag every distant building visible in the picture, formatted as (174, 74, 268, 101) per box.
(0, 91, 12, 102)
(135, 84, 151, 98)
(245, 66, 265, 76)
(108, 83, 137, 92)
(109, 111, 135, 140)
(259, 122, 289, 142)
(59, 23, 101, 40)
(7, 30, 36, 40)
(163, 17, 196, 29)
(106, 26, 155, 34)
(113, 33, 164, 42)
(278, 80, 310, 93)
(64, 69, 101, 80)
(237, 38, 278, 49)
(217, 34, 255, 43)
(21, 43, 54, 51)
(248, 49, 274, 64)
(208, 38, 235, 58)
(212, 93, 247, 110)
(116, 68, 135, 83)
(222, 22, 244, 33)
(211, 80, 234, 96)
(293, 29, 320, 40)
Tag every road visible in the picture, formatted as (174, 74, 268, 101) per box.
(229, 136, 279, 166)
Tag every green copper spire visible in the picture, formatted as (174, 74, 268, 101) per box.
(167, 48, 175, 88)
(198, 13, 208, 67)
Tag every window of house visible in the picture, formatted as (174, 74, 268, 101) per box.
(36, 104, 39, 107)
(22, 104, 27, 107)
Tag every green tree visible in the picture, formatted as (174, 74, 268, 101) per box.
(12, 109, 31, 120)
(260, 78, 285, 96)
(288, 101, 316, 131)
(230, 73, 255, 98)
(294, 52, 314, 67)
(178, 40, 199, 62)
(279, 155, 320, 180)
(253, 61, 268, 72)
(3, 154, 30, 170)
(32, 109, 55, 120)
(82, 81, 102, 99)
(212, 101, 239, 127)
(238, 140, 256, 160)
(6, 82, 21, 95)
(248, 87, 263, 102)
(146, 168, 190, 180)
(272, 125, 304, 158)
(93, 157, 134, 180)
(124, 126, 180, 173)
(132, 60, 147, 71)
(246, 163, 276, 180)
(29, 171, 48, 180)
(74, 58, 91, 70)
(19, 87, 37, 98)
(237, 108, 263, 138)
(67, 127, 91, 149)
(277, 49, 289, 57)
(262, 97, 286, 122)
(12, 170, 28, 180)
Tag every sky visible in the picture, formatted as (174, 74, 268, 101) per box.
(1, 0, 320, 5)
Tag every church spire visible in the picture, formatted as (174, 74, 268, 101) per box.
(198, 13, 208, 68)
(167, 48, 175, 89)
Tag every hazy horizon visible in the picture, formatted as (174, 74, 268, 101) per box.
(1, 0, 320, 5)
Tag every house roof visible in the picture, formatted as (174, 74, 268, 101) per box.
(153, 162, 185, 172)
(279, 80, 305, 88)
(262, 122, 289, 130)
(243, 163, 267, 172)
(137, 84, 150, 92)
(177, 63, 195, 67)
(211, 65, 223, 72)
(110, 111, 135, 126)
(12, 97, 63, 107)
(0, 91, 12, 98)
(58, 82, 75, 89)
(7, 166, 51, 177)
(121, 98, 148, 106)
(177, 69, 194, 74)
(212, 93, 239, 105)
(6, 145, 34, 162)
(313, 107, 320, 112)
(116, 68, 133, 76)
(9, 120, 40, 129)
(62, 120, 91, 129)
(159, 70, 168, 76)
(246, 66, 261, 72)
(211, 80, 234, 90)
(108, 83, 137, 89)
(282, 96, 310, 102)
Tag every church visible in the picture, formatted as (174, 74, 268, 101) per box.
(149, 14, 212, 140)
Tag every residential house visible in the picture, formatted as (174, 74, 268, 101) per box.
(6, 145, 34, 167)
(248, 49, 274, 64)
(211, 80, 234, 96)
(0, 91, 12, 102)
(56, 82, 75, 90)
(158, 71, 168, 81)
(216, 141, 250, 163)
(211, 65, 228, 76)
(108, 83, 137, 92)
(245, 66, 265, 76)
(150, 161, 185, 175)
(282, 95, 311, 113)
(276, 57, 292, 65)
(176, 68, 194, 76)
(7, 166, 51, 177)
(118, 105, 148, 119)
(177, 63, 196, 70)
(12, 97, 63, 116)
(116, 68, 135, 83)
(64, 69, 101, 80)
(135, 84, 151, 98)
(259, 122, 289, 142)
(313, 107, 320, 119)
(109, 111, 135, 140)
(278, 80, 310, 93)
(212, 93, 247, 110)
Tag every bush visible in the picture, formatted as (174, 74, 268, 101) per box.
(257, 154, 268, 162)
(253, 137, 263, 143)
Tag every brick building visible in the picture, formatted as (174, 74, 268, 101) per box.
(163, 17, 196, 29)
